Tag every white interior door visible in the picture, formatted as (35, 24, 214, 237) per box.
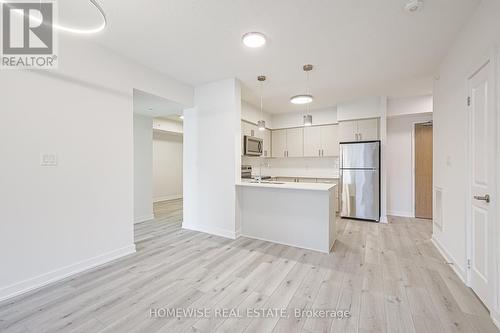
(468, 60, 496, 308)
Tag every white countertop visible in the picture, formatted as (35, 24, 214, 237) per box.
(236, 180, 336, 191)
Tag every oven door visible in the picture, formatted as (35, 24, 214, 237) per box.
(244, 136, 263, 156)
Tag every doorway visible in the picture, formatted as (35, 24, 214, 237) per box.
(133, 89, 185, 241)
(414, 122, 433, 219)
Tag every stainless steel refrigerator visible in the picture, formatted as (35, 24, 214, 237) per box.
(340, 141, 380, 222)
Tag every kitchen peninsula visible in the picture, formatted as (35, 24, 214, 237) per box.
(236, 180, 337, 253)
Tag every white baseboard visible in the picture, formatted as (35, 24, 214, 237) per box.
(387, 210, 414, 218)
(0, 244, 136, 302)
(491, 310, 500, 331)
(154, 194, 183, 203)
(134, 214, 154, 224)
(182, 223, 237, 240)
(431, 236, 467, 283)
(379, 216, 388, 224)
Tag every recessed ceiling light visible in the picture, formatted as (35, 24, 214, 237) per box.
(242, 32, 266, 48)
(290, 94, 314, 105)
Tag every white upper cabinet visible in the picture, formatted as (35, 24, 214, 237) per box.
(286, 128, 304, 157)
(303, 125, 339, 157)
(357, 118, 379, 141)
(271, 129, 287, 158)
(320, 125, 339, 156)
(304, 126, 322, 157)
(271, 128, 303, 158)
(338, 120, 358, 142)
(338, 118, 379, 142)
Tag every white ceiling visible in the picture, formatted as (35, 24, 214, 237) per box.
(87, 0, 479, 113)
(133, 89, 184, 117)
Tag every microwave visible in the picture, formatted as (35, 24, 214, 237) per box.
(244, 135, 263, 156)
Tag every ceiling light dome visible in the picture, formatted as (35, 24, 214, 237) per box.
(242, 32, 267, 48)
(290, 94, 313, 105)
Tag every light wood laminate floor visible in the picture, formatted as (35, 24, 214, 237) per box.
(0, 199, 497, 333)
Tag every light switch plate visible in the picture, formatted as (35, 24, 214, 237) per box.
(40, 153, 57, 166)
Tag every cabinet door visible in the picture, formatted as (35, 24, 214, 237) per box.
(338, 120, 357, 142)
(303, 126, 322, 157)
(320, 125, 339, 156)
(357, 118, 379, 141)
(271, 129, 287, 158)
(262, 129, 271, 157)
(286, 128, 304, 157)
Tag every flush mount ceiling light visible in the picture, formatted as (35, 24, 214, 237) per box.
(242, 32, 267, 48)
(404, 0, 423, 12)
(290, 94, 314, 105)
(5, 0, 107, 34)
(257, 75, 267, 131)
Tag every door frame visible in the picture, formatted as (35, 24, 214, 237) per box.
(412, 120, 433, 219)
(465, 49, 498, 312)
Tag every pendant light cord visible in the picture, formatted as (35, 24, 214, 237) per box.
(260, 80, 264, 118)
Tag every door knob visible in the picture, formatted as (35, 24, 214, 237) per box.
(474, 194, 490, 203)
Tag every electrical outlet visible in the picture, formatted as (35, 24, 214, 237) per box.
(40, 153, 57, 166)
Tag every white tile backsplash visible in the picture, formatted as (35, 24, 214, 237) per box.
(242, 156, 339, 179)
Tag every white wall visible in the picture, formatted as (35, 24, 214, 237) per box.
(153, 118, 183, 134)
(271, 107, 337, 129)
(0, 35, 193, 301)
(183, 78, 242, 238)
(134, 115, 153, 223)
(387, 95, 433, 117)
(241, 101, 273, 128)
(336, 97, 383, 121)
(153, 131, 183, 202)
(387, 113, 433, 217)
(432, 0, 500, 321)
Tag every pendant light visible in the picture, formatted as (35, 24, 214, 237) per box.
(257, 75, 266, 131)
(301, 64, 313, 126)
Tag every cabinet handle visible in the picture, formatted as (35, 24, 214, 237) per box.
(322, 149, 324, 156)
(359, 133, 362, 141)
(319, 149, 321, 157)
